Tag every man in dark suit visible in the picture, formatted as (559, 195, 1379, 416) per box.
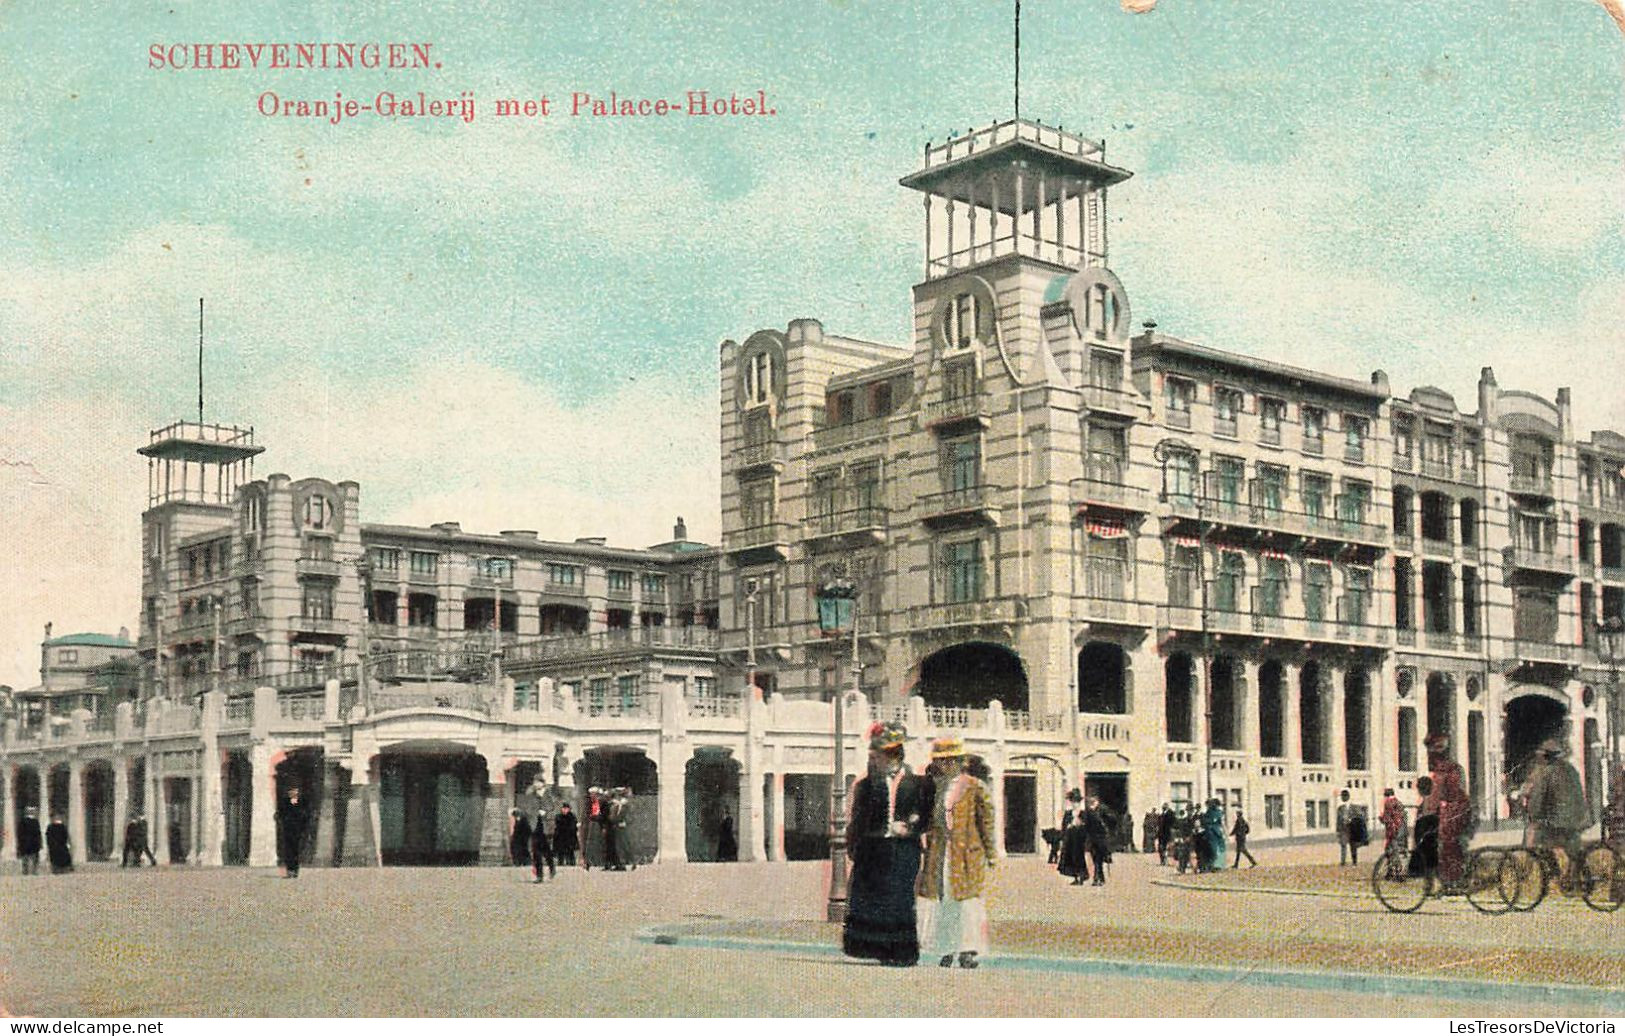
(275, 786, 309, 878)
(552, 804, 579, 867)
(1157, 803, 1175, 866)
(842, 721, 933, 967)
(122, 811, 157, 867)
(45, 814, 73, 873)
(17, 807, 42, 875)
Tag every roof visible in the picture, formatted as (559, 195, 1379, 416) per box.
(1139, 334, 1387, 404)
(44, 633, 134, 649)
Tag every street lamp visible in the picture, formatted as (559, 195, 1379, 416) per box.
(1153, 442, 1214, 804)
(1596, 615, 1624, 839)
(815, 575, 859, 924)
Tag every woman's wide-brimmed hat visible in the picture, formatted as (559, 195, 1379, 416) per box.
(929, 735, 966, 759)
(867, 720, 906, 751)
(1423, 733, 1450, 749)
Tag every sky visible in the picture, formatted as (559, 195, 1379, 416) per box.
(0, 1, 1621, 690)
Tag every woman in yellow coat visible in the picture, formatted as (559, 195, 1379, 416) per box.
(915, 736, 997, 968)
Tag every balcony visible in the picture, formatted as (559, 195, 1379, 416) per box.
(296, 556, 344, 580)
(1073, 595, 1154, 628)
(1420, 458, 1454, 481)
(723, 522, 793, 562)
(1502, 546, 1575, 580)
(923, 393, 992, 431)
(1424, 630, 1460, 653)
(1498, 640, 1586, 670)
(811, 417, 888, 452)
(735, 440, 787, 474)
(290, 615, 347, 637)
(1259, 425, 1282, 447)
(1421, 537, 1454, 559)
(1602, 564, 1625, 583)
(406, 567, 439, 586)
(1345, 443, 1367, 464)
(1213, 415, 1238, 438)
(803, 506, 888, 549)
(919, 484, 1001, 527)
(1302, 434, 1325, 457)
(542, 579, 585, 598)
(1394, 452, 1414, 473)
(907, 597, 1021, 634)
(1080, 384, 1139, 418)
(1070, 477, 1152, 515)
(1509, 472, 1554, 499)
(1165, 407, 1191, 430)
(468, 570, 515, 589)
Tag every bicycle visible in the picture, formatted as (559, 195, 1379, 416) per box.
(1371, 842, 1510, 914)
(1500, 840, 1624, 913)
(1579, 842, 1622, 913)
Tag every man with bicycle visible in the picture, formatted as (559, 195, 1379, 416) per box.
(1521, 737, 1592, 892)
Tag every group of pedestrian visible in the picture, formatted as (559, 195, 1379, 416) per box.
(508, 784, 645, 879)
(1147, 800, 1240, 874)
(1056, 791, 1114, 886)
(842, 722, 999, 969)
(11, 807, 71, 875)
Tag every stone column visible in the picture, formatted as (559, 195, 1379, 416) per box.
(476, 754, 513, 867)
(67, 757, 85, 866)
(313, 761, 341, 867)
(1281, 662, 1302, 836)
(1328, 664, 1348, 781)
(0, 766, 13, 860)
(768, 771, 786, 862)
(111, 759, 129, 862)
(656, 678, 691, 863)
(738, 683, 766, 862)
(198, 692, 223, 866)
(248, 741, 278, 867)
(337, 764, 380, 867)
(154, 765, 172, 864)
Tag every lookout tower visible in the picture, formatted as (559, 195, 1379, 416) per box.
(901, 118, 1133, 281)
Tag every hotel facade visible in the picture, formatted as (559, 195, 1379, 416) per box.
(1, 117, 1620, 868)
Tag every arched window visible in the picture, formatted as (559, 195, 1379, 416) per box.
(1300, 662, 1326, 764)
(1210, 656, 1240, 750)
(1258, 661, 1285, 758)
(1344, 667, 1370, 770)
(1165, 653, 1194, 743)
(1078, 642, 1128, 715)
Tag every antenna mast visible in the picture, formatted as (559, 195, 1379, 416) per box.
(1014, 0, 1021, 119)
(197, 297, 204, 424)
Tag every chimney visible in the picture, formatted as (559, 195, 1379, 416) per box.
(500, 530, 539, 541)
(431, 521, 462, 534)
(1370, 369, 1390, 396)
(673, 516, 687, 542)
(575, 536, 607, 546)
(117, 626, 130, 642)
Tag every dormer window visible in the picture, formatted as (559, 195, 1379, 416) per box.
(945, 292, 981, 350)
(743, 352, 773, 406)
(303, 494, 333, 530)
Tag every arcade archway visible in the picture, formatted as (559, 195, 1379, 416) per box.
(1078, 642, 1128, 715)
(378, 743, 486, 866)
(916, 642, 1028, 711)
(1504, 692, 1568, 789)
(685, 748, 740, 862)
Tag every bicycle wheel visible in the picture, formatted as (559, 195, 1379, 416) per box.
(1465, 848, 1511, 915)
(1372, 848, 1429, 913)
(1500, 848, 1548, 912)
(1581, 844, 1624, 913)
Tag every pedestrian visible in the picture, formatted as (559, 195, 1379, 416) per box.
(1058, 811, 1090, 885)
(1157, 803, 1174, 866)
(916, 736, 997, 969)
(842, 720, 932, 967)
(1335, 789, 1353, 866)
(45, 814, 72, 874)
(1184, 806, 1208, 873)
(582, 787, 605, 870)
(1083, 795, 1114, 885)
(509, 808, 533, 868)
(1379, 788, 1407, 864)
(167, 801, 187, 864)
(16, 806, 42, 875)
(553, 804, 579, 867)
(1423, 733, 1470, 884)
(1346, 804, 1369, 867)
(1231, 809, 1257, 868)
(529, 807, 556, 882)
(275, 786, 309, 878)
(715, 806, 738, 862)
(122, 811, 157, 867)
(1200, 798, 1227, 871)
(1522, 738, 1591, 891)
(1118, 810, 1136, 854)
(1411, 775, 1440, 877)
(608, 787, 635, 870)
(1142, 808, 1159, 854)
(1173, 807, 1194, 874)
(1061, 788, 1083, 830)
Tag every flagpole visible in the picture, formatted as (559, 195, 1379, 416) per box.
(197, 297, 204, 424)
(1014, 0, 1021, 120)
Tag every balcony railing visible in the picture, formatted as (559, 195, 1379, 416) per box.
(296, 556, 344, 579)
(923, 393, 992, 428)
(1509, 472, 1554, 498)
(921, 117, 1106, 169)
(1213, 415, 1238, 438)
(1421, 458, 1454, 480)
(1603, 565, 1625, 583)
(372, 686, 495, 716)
(1081, 384, 1138, 415)
(222, 697, 255, 727)
(1424, 630, 1459, 653)
(686, 693, 745, 720)
(811, 417, 888, 451)
(1394, 452, 1414, 472)
(1302, 434, 1324, 456)
(1421, 537, 1454, 559)
(927, 705, 977, 729)
(803, 506, 889, 543)
(1166, 407, 1191, 429)
(581, 693, 653, 719)
(503, 626, 720, 664)
(1003, 710, 1066, 732)
(907, 597, 1020, 632)
(1503, 546, 1576, 578)
(291, 615, 347, 636)
(919, 484, 1001, 523)
(735, 440, 787, 471)
(542, 580, 585, 597)
(1070, 477, 1152, 514)
(276, 694, 326, 722)
(723, 522, 794, 553)
(1260, 425, 1282, 447)
(1503, 640, 1586, 666)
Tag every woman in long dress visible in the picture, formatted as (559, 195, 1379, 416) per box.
(842, 721, 932, 967)
(915, 736, 997, 968)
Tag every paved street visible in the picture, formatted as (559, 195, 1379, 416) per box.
(0, 849, 1621, 1017)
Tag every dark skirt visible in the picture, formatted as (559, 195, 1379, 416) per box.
(1058, 830, 1090, 880)
(843, 837, 921, 965)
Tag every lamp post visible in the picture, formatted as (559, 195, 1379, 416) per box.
(816, 576, 859, 923)
(1154, 443, 1214, 803)
(1597, 616, 1624, 838)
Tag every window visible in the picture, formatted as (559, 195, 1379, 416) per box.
(1398, 707, 1417, 771)
(1423, 428, 1453, 476)
(1393, 486, 1413, 537)
(1302, 407, 1325, 454)
(943, 357, 977, 401)
(943, 540, 983, 603)
(944, 438, 980, 492)
(946, 292, 981, 349)
(1393, 417, 1414, 466)
(1084, 526, 1130, 599)
(1166, 450, 1199, 502)
(1302, 473, 1330, 518)
(811, 470, 841, 518)
(1167, 543, 1200, 608)
(1461, 435, 1480, 477)
(1214, 551, 1245, 612)
(588, 677, 612, 715)
(1213, 456, 1245, 505)
(1461, 566, 1479, 636)
(826, 389, 854, 426)
(369, 547, 401, 573)
(1339, 481, 1372, 525)
(1089, 349, 1123, 388)
(1305, 801, 1319, 830)
(1513, 589, 1559, 644)
(1394, 558, 1413, 630)
(1258, 556, 1288, 617)
(1304, 562, 1331, 622)
(56, 649, 78, 664)
(1581, 457, 1597, 503)
(478, 556, 514, 581)
(870, 381, 893, 418)
(547, 563, 578, 586)
(1213, 386, 1243, 436)
(744, 352, 772, 405)
(1087, 425, 1127, 484)
(1255, 464, 1288, 512)
(1264, 795, 1285, 830)
(302, 586, 335, 620)
(742, 409, 771, 448)
(303, 494, 333, 530)
(1344, 415, 1368, 462)
(617, 675, 639, 709)
(1510, 433, 1553, 484)
(608, 570, 633, 593)
(739, 478, 774, 528)
(1164, 377, 1194, 426)
(641, 574, 666, 597)
(852, 463, 881, 515)
(1343, 567, 1372, 625)
(1259, 398, 1286, 445)
(409, 551, 438, 579)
